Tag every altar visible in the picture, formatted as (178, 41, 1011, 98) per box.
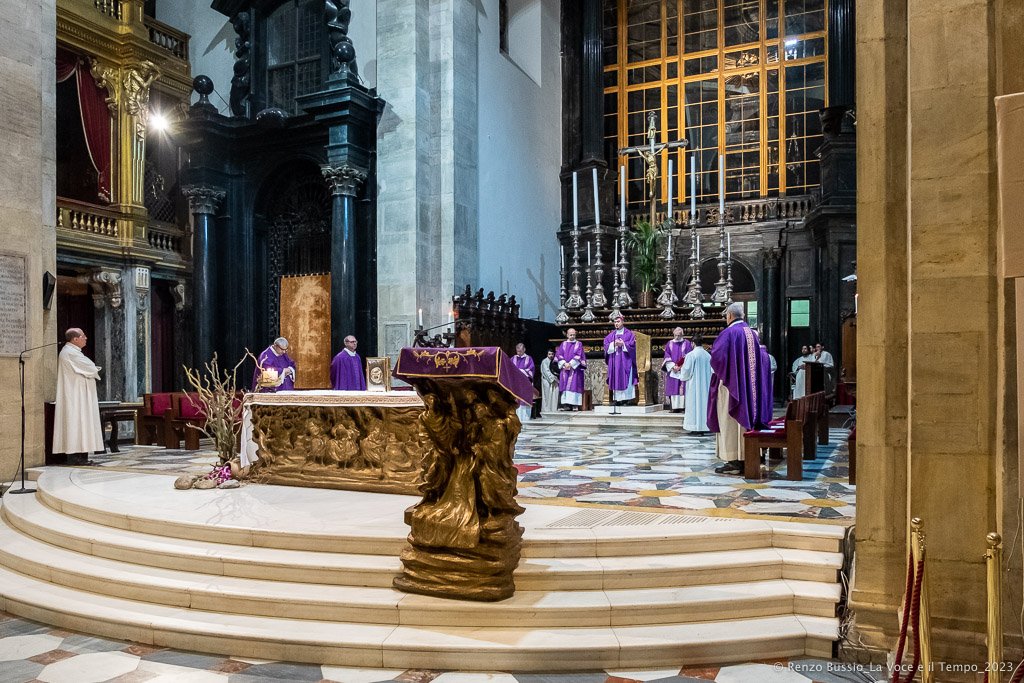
(240, 390, 429, 495)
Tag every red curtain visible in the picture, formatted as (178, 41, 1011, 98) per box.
(56, 47, 113, 203)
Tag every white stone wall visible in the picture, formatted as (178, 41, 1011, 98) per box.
(477, 0, 561, 321)
(0, 0, 58, 474)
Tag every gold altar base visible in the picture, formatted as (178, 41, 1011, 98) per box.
(393, 513, 525, 602)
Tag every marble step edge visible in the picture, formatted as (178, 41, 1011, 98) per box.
(33, 479, 843, 558)
(0, 524, 839, 627)
(2, 495, 842, 590)
(0, 564, 838, 671)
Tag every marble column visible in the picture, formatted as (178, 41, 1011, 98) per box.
(322, 164, 367, 352)
(182, 184, 225, 367)
(580, 0, 603, 165)
(827, 0, 855, 109)
(762, 248, 781, 396)
(85, 269, 124, 402)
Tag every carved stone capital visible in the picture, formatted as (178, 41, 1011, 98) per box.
(82, 269, 123, 309)
(321, 164, 367, 196)
(133, 267, 151, 310)
(182, 185, 226, 215)
(764, 247, 782, 269)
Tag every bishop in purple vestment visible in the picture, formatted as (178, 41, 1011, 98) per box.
(331, 335, 367, 391)
(662, 327, 694, 412)
(254, 337, 297, 392)
(708, 303, 765, 472)
(555, 328, 586, 409)
(605, 315, 638, 404)
(512, 343, 536, 423)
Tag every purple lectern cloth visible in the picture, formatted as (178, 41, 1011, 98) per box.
(331, 351, 366, 391)
(393, 346, 534, 406)
(253, 346, 296, 392)
(759, 345, 774, 424)
(554, 340, 586, 394)
(707, 321, 763, 432)
(664, 339, 694, 397)
(604, 328, 638, 392)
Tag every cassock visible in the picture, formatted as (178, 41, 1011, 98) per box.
(679, 345, 712, 432)
(555, 340, 586, 406)
(708, 320, 765, 462)
(53, 343, 104, 455)
(331, 349, 366, 391)
(662, 339, 694, 410)
(512, 353, 535, 423)
(605, 327, 638, 402)
(759, 345, 775, 424)
(792, 353, 814, 399)
(254, 346, 296, 392)
(540, 357, 559, 414)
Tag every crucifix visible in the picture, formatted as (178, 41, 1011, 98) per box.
(618, 111, 689, 226)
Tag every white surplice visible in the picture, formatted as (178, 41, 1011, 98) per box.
(540, 357, 559, 414)
(53, 343, 104, 454)
(791, 353, 814, 399)
(680, 345, 712, 432)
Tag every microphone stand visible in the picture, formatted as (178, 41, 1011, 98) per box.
(9, 342, 59, 496)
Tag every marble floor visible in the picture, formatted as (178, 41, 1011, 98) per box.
(84, 419, 853, 525)
(0, 610, 885, 683)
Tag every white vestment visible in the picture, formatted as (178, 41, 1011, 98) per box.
(792, 353, 814, 399)
(540, 358, 559, 414)
(680, 346, 712, 432)
(53, 344, 104, 454)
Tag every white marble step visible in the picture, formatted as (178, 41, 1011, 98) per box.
(2, 491, 842, 591)
(33, 469, 844, 557)
(0, 563, 837, 670)
(0, 515, 838, 627)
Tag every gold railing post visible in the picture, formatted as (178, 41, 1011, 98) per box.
(987, 532, 1004, 681)
(911, 517, 934, 683)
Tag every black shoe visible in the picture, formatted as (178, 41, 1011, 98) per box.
(714, 462, 741, 475)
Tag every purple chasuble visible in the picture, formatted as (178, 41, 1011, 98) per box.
(758, 345, 774, 424)
(604, 328, 638, 392)
(554, 341, 586, 394)
(512, 354, 535, 381)
(663, 339, 694, 397)
(707, 321, 763, 432)
(331, 350, 366, 391)
(254, 346, 296, 392)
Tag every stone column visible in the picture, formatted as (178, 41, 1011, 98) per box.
(762, 248, 782, 396)
(85, 269, 125, 402)
(580, 0, 603, 165)
(182, 185, 225, 366)
(322, 164, 367, 351)
(827, 0, 855, 109)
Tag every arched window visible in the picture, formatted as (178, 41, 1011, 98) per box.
(265, 0, 324, 114)
(603, 0, 827, 212)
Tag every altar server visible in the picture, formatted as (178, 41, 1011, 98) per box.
(604, 315, 638, 405)
(512, 343, 535, 424)
(679, 335, 712, 434)
(254, 337, 296, 392)
(555, 328, 586, 410)
(791, 345, 813, 399)
(663, 327, 693, 412)
(539, 349, 559, 415)
(708, 303, 767, 474)
(331, 335, 366, 391)
(53, 328, 104, 464)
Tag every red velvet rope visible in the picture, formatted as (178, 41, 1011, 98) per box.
(1009, 660, 1024, 683)
(902, 558, 926, 683)
(891, 552, 916, 683)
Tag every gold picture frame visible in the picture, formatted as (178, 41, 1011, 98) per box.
(366, 357, 392, 392)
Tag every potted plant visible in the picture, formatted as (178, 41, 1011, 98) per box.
(623, 218, 667, 309)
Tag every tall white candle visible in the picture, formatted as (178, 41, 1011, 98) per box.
(418, 308, 423, 327)
(592, 167, 601, 226)
(667, 159, 674, 219)
(572, 171, 579, 228)
(690, 154, 697, 216)
(719, 154, 725, 215)
(588, 241, 591, 267)
(619, 165, 626, 225)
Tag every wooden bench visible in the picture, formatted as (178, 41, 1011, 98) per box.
(743, 399, 808, 481)
(136, 393, 175, 446)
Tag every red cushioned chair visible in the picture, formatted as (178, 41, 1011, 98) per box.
(166, 392, 206, 450)
(136, 393, 174, 446)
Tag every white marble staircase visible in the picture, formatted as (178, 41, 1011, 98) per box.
(0, 469, 846, 671)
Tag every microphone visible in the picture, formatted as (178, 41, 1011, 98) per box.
(7, 342, 61, 497)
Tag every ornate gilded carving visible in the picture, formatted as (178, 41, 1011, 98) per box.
(321, 164, 367, 197)
(89, 59, 118, 113)
(247, 404, 428, 495)
(123, 61, 160, 139)
(392, 380, 525, 602)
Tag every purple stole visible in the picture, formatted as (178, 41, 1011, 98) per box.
(664, 339, 693, 396)
(555, 341, 586, 394)
(707, 321, 762, 431)
(604, 328, 638, 392)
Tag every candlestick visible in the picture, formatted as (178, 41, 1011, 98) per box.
(667, 159, 674, 221)
(657, 227, 678, 319)
(683, 206, 705, 320)
(556, 257, 569, 325)
(567, 224, 584, 310)
(588, 241, 591, 267)
(711, 208, 729, 306)
(619, 165, 626, 226)
(728, 232, 732, 260)
(719, 154, 725, 216)
(581, 255, 596, 323)
(592, 167, 600, 226)
(418, 308, 423, 327)
(696, 235, 700, 262)
(560, 246, 564, 271)
(593, 225, 607, 308)
(609, 238, 623, 320)
(617, 221, 633, 308)
(572, 171, 579, 228)
(690, 154, 697, 217)
(668, 233, 673, 258)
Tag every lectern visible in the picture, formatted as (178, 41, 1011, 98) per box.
(392, 346, 534, 601)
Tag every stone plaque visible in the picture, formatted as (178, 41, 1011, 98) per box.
(0, 253, 27, 356)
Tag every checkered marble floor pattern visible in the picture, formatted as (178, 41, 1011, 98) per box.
(0, 610, 885, 683)
(84, 422, 853, 523)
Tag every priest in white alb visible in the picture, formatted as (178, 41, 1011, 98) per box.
(679, 335, 712, 434)
(53, 328, 104, 465)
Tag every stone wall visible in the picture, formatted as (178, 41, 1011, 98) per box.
(0, 0, 58, 478)
(852, 0, 1024, 664)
